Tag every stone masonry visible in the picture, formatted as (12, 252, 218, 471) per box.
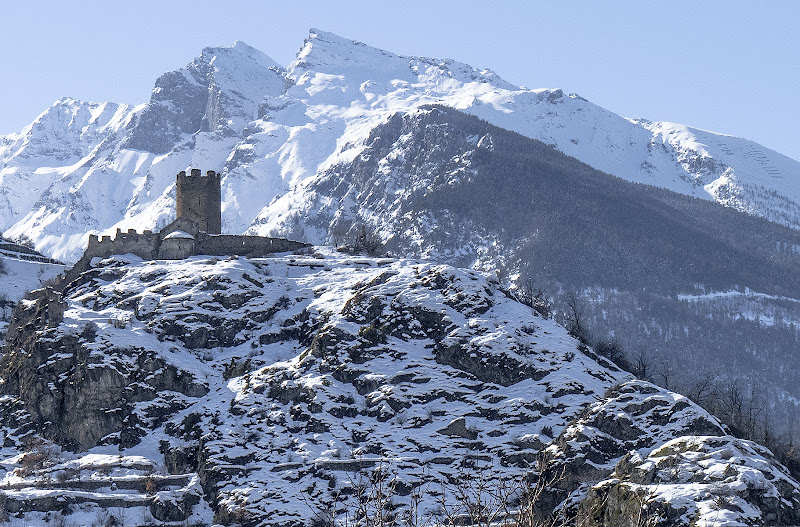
(176, 169, 222, 234)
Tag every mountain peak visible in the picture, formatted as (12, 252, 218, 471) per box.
(124, 39, 286, 153)
(288, 28, 516, 91)
(288, 28, 408, 80)
(200, 39, 282, 72)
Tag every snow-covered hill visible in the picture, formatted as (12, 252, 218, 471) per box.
(0, 237, 66, 342)
(2, 29, 799, 262)
(2, 251, 797, 526)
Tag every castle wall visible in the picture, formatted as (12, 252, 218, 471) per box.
(195, 234, 309, 257)
(176, 169, 221, 234)
(159, 237, 195, 260)
(82, 229, 308, 264)
(85, 229, 160, 261)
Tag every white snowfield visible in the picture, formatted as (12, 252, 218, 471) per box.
(1, 29, 799, 263)
(0, 257, 64, 303)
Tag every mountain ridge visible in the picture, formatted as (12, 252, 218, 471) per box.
(2, 29, 800, 526)
(2, 30, 799, 262)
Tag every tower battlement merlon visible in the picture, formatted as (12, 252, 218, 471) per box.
(176, 169, 220, 182)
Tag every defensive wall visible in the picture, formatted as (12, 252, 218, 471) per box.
(80, 228, 308, 264)
(85, 229, 160, 260)
(195, 233, 307, 256)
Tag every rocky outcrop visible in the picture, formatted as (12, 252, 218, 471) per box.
(538, 380, 726, 519)
(576, 436, 800, 526)
(1, 328, 207, 451)
(535, 381, 800, 526)
(546, 382, 725, 488)
(2, 279, 208, 451)
(0, 453, 209, 525)
(1, 252, 628, 524)
(437, 417, 477, 440)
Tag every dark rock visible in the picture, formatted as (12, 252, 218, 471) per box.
(437, 417, 477, 440)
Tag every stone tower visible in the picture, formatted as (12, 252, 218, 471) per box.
(175, 169, 222, 234)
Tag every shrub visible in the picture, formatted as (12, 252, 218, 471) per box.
(80, 321, 99, 341)
(16, 437, 60, 477)
(334, 221, 385, 255)
(143, 475, 157, 495)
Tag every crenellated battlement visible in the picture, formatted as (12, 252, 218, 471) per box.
(88, 229, 156, 246)
(86, 228, 162, 261)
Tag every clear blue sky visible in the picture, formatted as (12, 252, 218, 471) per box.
(2, 1, 799, 161)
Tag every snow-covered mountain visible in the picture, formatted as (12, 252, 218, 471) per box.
(5, 27, 800, 467)
(2, 29, 799, 262)
(2, 251, 797, 526)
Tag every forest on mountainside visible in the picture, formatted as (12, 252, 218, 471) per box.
(305, 106, 800, 446)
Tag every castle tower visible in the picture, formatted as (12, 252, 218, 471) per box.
(175, 169, 222, 234)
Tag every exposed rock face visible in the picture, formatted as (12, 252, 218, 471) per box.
(438, 417, 477, 440)
(1, 286, 209, 451)
(0, 453, 210, 524)
(577, 436, 800, 527)
(537, 381, 800, 526)
(543, 380, 727, 504)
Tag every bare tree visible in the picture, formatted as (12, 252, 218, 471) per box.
(305, 453, 575, 527)
(329, 218, 354, 248)
(632, 351, 651, 381)
(685, 374, 714, 407)
(720, 380, 744, 430)
(0, 293, 11, 322)
(517, 276, 553, 319)
(564, 294, 590, 345)
(15, 234, 35, 250)
(335, 220, 385, 256)
(594, 338, 624, 363)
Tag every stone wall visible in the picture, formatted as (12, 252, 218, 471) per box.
(196, 233, 309, 257)
(86, 229, 160, 261)
(176, 169, 221, 234)
(81, 229, 308, 264)
(158, 236, 195, 260)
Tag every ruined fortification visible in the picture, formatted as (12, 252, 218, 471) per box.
(176, 169, 222, 234)
(74, 169, 309, 273)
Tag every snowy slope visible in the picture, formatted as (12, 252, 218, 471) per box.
(0, 237, 65, 330)
(1, 29, 799, 262)
(1, 251, 797, 526)
(0, 239, 65, 345)
(0, 257, 64, 303)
